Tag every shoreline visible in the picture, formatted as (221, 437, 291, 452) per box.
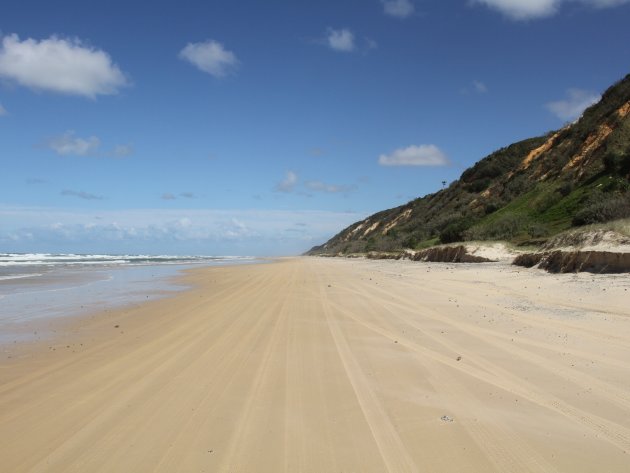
(1, 258, 629, 472)
(0, 257, 264, 347)
(0, 260, 265, 362)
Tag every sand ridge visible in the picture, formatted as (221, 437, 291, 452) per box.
(1, 257, 629, 472)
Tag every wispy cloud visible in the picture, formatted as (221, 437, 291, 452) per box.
(162, 192, 197, 200)
(382, 0, 415, 18)
(379, 144, 449, 166)
(275, 171, 298, 192)
(112, 144, 133, 157)
(179, 40, 239, 78)
(305, 180, 356, 194)
(61, 189, 104, 200)
(48, 131, 101, 156)
(471, 0, 630, 20)
(0, 34, 128, 98)
(364, 37, 378, 52)
(46, 131, 132, 157)
(325, 28, 355, 52)
(0, 103, 7, 116)
(26, 178, 46, 184)
(0, 205, 365, 255)
(545, 88, 600, 121)
(461, 80, 489, 95)
(473, 80, 488, 93)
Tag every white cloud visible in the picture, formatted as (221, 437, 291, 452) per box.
(161, 192, 197, 200)
(382, 0, 415, 18)
(545, 88, 600, 121)
(113, 144, 133, 157)
(472, 0, 560, 18)
(473, 80, 488, 93)
(364, 37, 379, 53)
(61, 189, 104, 200)
(48, 131, 101, 156)
(275, 171, 298, 192)
(179, 40, 239, 78)
(379, 144, 449, 166)
(326, 28, 355, 52)
(0, 103, 7, 116)
(305, 180, 356, 194)
(0, 205, 365, 255)
(0, 34, 128, 98)
(472, 0, 630, 20)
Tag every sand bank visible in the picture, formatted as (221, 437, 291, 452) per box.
(1, 258, 629, 472)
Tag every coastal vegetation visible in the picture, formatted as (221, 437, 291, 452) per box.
(308, 74, 630, 256)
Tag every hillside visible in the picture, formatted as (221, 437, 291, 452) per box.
(307, 74, 630, 256)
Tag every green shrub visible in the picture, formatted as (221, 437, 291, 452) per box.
(467, 214, 526, 241)
(533, 191, 562, 213)
(527, 223, 549, 238)
(402, 234, 419, 249)
(439, 219, 473, 244)
(604, 153, 630, 176)
(573, 193, 630, 225)
(365, 237, 377, 252)
(484, 202, 500, 215)
(558, 182, 573, 197)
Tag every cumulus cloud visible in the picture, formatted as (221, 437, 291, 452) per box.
(61, 189, 104, 200)
(382, 0, 415, 18)
(379, 144, 449, 166)
(326, 28, 355, 52)
(472, 0, 630, 20)
(48, 131, 101, 156)
(545, 88, 600, 121)
(179, 40, 239, 78)
(275, 171, 298, 192)
(0, 34, 128, 98)
(305, 180, 356, 194)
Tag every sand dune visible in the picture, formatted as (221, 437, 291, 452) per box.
(1, 258, 630, 472)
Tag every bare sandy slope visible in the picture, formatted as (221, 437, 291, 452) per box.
(1, 258, 630, 472)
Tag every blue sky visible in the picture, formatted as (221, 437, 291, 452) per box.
(1, 0, 629, 255)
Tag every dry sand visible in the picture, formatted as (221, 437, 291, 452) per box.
(1, 257, 630, 472)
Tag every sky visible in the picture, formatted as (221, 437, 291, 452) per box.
(1, 0, 629, 256)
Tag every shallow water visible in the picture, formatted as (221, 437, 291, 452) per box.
(0, 255, 258, 344)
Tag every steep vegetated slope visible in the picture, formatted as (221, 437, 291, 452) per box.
(308, 74, 630, 256)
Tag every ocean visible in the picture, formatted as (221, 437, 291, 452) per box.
(0, 253, 257, 344)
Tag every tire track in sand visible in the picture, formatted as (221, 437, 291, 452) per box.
(318, 272, 419, 473)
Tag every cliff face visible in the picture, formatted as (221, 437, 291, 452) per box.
(513, 251, 630, 274)
(308, 74, 630, 256)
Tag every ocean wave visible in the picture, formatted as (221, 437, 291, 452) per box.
(0, 273, 44, 281)
(0, 253, 255, 267)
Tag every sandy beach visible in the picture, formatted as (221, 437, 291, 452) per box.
(1, 257, 629, 472)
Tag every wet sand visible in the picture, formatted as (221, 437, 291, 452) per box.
(1, 257, 629, 472)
